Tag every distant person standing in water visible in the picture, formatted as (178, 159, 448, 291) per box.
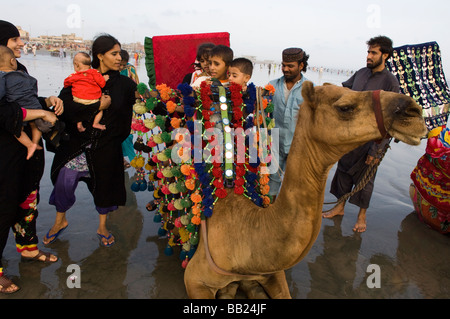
(322, 35, 400, 233)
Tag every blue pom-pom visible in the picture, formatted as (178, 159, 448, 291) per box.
(147, 183, 155, 191)
(139, 181, 147, 191)
(130, 182, 140, 192)
(164, 245, 174, 256)
(204, 206, 213, 218)
(186, 120, 195, 133)
(158, 227, 167, 237)
(177, 83, 193, 96)
(179, 250, 187, 260)
(184, 105, 195, 117)
(153, 214, 162, 223)
(187, 246, 197, 259)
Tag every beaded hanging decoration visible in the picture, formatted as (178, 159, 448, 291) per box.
(386, 41, 450, 130)
(130, 81, 275, 267)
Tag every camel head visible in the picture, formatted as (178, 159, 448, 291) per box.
(300, 81, 427, 151)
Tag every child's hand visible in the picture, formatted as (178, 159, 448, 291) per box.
(41, 110, 58, 126)
(45, 96, 64, 116)
(103, 74, 110, 82)
(99, 94, 111, 110)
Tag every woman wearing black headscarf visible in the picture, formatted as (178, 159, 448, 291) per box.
(43, 34, 136, 247)
(0, 20, 61, 294)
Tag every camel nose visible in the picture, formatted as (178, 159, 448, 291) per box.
(393, 97, 422, 118)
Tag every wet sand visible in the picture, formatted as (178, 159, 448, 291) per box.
(1, 53, 449, 299)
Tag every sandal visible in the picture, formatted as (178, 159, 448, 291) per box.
(0, 275, 20, 294)
(97, 233, 115, 247)
(43, 225, 68, 245)
(21, 250, 58, 263)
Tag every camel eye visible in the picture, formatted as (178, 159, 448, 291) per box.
(336, 104, 356, 113)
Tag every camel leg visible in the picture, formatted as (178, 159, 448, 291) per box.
(239, 280, 270, 299)
(217, 282, 239, 299)
(184, 243, 235, 299)
(258, 271, 291, 299)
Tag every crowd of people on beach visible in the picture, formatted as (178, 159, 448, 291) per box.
(0, 16, 411, 295)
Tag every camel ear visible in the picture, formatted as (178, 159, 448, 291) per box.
(302, 81, 315, 107)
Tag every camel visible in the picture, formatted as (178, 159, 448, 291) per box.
(184, 81, 427, 298)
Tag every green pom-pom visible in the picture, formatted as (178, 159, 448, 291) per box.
(161, 131, 172, 144)
(171, 167, 182, 178)
(186, 223, 196, 233)
(176, 180, 187, 193)
(181, 198, 192, 208)
(155, 115, 166, 130)
(265, 116, 272, 126)
(265, 103, 274, 113)
(137, 83, 148, 95)
(190, 233, 199, 245)
(146, 97, 157, 111)
(164, 148, 172, 158)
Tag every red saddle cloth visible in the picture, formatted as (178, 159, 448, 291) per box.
(147, 32, 230, 89)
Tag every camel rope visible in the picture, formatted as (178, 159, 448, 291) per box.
(323, 139, 392, 207)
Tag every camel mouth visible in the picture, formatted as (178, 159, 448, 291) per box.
(389, 121, 427, 145)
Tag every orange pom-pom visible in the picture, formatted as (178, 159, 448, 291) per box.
(260, 184, 270, 195)
(181, 164, 192, 176)
(191, 215, 201, 225)
(262, 196, 271, 206)
(185, 178, 196, 191)
(265, 83, 276, 95)
(166, 101, 177, 113)
(259, 175, 269, 185)
(191, 204, 201, 215)
(190, 192, 202, 204)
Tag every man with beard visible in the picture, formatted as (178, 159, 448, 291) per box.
(268, 48, 310, 201)
(322, 36, 399, 233)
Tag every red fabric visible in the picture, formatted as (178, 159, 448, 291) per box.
(152, 32, 230, 89)
(64, 69, 106, 100)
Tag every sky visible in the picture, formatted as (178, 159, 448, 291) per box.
(3, 0, 450, 74)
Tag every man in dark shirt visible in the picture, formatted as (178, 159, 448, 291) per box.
(322, 36, 400, 233)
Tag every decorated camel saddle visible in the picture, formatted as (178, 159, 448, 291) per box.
(130, 80, 276, 267)
(387, 41, 450, 233)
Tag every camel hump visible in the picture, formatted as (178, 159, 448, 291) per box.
(302, 80, 316, 106)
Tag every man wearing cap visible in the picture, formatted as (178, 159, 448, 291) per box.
(322, 36, 399, 233)
(268, 48, 310, 201)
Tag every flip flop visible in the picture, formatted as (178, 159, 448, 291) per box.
(43, 226, 68, 245)
(97, 233, 115, 247)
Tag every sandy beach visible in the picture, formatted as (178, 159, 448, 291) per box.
(0, 52, 449, 300)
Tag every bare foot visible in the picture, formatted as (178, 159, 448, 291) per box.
(26, 143, 37, 160)
(353, 215, 367, 233)
(93, 123, 106, 130)
(322, 206, 345, 219)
